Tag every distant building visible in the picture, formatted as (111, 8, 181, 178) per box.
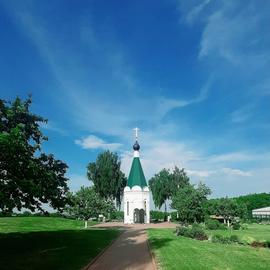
(252, 207, 270, 219)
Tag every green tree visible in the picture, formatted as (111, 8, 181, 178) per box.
(169, 166, 190, 195)
(87, 151, 127, 209)
(171, 182, 211, 224)
(149, 169, 171, 211)
(236, 202, 248, 220)
(0, 97, 69, 213)
(216, 197, 239, 227)
(66, 186, 115, 228)
(149, 166, 190, 212)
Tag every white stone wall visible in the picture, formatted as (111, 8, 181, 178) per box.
(123, 186, 150, 224)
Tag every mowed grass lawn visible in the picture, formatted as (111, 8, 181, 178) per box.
(0, 216, 91, 233)
(0, 217, 120, 270)
(148, 227, 270, 270)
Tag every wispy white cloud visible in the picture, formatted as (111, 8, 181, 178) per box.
(230, 103, 256, 123)
(157, 75, 213, 115)
(178, 1, 270, 68)
(75, 135, 122, 151)
(40, 122, 67, 135)
(198, 1, 270, 68)
(185, 0, 212, 24)
(186, 169, 214, 177)
(187, 167, 252, 178)
(221, 167, 252, 177)
(207, 151, 259, 163)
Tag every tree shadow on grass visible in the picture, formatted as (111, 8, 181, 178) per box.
(148, 237, 173, 250)
(0, 229, 120, 270)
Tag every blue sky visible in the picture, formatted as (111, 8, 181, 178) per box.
(0, 0, 269, 199)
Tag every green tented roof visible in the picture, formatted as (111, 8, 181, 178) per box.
(127, 157, 147, 188)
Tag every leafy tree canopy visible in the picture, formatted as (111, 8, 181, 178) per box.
(0, 97, 69, 213)
(149, 168, 171, 209)
(149, 166, 190, 209)
(205, 197, 248, 226)
(171, 182, 211, 224)
(87, 150, 127, 207)
(66, 186, 115, 222)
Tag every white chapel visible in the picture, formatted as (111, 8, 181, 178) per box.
(124, 128, 150, 224)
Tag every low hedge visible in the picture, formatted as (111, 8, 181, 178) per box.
(110, 211, 124, 221)
(211, 234, 270, 249)
(150, 211, 166, 222)
(176, 224, 208, 241)
(211, 234, 240, 244)
(205, 219, 227, 230)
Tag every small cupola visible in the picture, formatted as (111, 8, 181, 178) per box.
(133, 140, 140, 151)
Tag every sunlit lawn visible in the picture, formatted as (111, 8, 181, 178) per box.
(148, 228, 270, 270)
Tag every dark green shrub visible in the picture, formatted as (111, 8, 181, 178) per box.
(150, 211, 165, 222)
(212, 234, 226, 244)
(219, 223, 228, 230)
(176, 226, 190, 237)
(212, 234, 230, 244)
(212, 234, 241, 244)
(232, 222, 241, 230)
(176, 224, 208, 241)
(190, 224, 208, 240)
(170, 211, 179, 221)
(205, 219, 221, 230)
(110, 211, 124, 221)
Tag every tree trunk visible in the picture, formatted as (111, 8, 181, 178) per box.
(84, 220, 88, 229)
(227, 219, 230, 227)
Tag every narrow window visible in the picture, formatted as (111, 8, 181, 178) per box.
(127, 201, 129, 216)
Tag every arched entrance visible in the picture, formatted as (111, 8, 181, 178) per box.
(134, 208, 145, 223)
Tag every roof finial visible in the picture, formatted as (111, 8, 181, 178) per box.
(134, 127, 139, 140)
(133, 127, 140, 153)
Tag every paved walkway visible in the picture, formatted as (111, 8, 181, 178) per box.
(85, 222, 176, 270)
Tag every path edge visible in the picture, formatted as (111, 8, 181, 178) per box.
(146, 229, 158, 270)
(82, 229, 125, 270)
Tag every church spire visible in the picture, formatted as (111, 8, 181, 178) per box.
(127, 127, 147, 188)
(133, 127, 140, 157)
